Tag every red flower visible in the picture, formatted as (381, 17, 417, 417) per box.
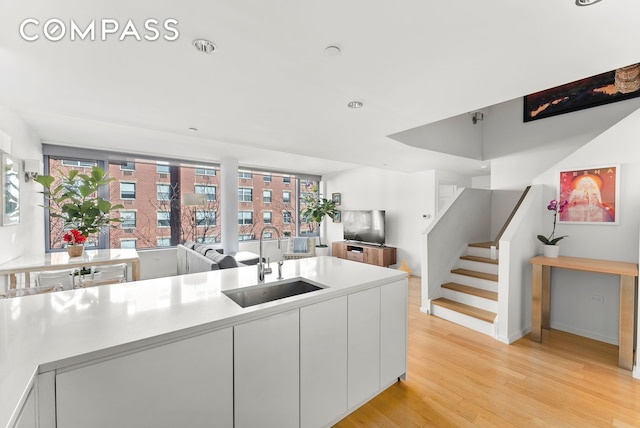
(63, 229, 86, 245)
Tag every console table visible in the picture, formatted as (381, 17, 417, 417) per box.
(0, 249, 140, 289)
(332, 241, 397, 267)
(529, 255, 638, 370)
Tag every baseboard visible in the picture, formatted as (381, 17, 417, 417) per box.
(496, 326, 530, 345)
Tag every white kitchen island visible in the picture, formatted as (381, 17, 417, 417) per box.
(0, 256, 407, 428)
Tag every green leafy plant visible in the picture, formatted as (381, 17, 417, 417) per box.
(301, 186, 337, 247)
(35, 166, 123, 238)
(537, 199, 568, 245)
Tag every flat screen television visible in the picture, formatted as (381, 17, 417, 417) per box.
(343, 210, 386, 246)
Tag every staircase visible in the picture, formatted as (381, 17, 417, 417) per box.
(430, 242, 498, 337)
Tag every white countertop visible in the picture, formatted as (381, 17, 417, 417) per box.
(0, 256, 406, 428)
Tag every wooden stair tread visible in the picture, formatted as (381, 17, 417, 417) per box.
(442, 282, 498, 301)
(469, 242, 498, 249)
(460, 255, 499, 265)
(451, 268, 498, 282)
(432, 298, 496, 323)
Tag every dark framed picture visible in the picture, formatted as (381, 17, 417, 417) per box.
(333, 210, 341, 223)
(332, 192, 341, 205)
(524, 63, 640, 122)
(558, 165, 619, 225)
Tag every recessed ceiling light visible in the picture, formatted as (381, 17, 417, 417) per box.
(324, 45, 341, 56)
(347, 101, 363, 109)
(193, 39, 216, 54)
(575, 0, 602, 6)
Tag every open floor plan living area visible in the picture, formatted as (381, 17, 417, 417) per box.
(2, 1, 640, 427)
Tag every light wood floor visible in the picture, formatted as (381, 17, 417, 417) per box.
(335, 276, 640, 427)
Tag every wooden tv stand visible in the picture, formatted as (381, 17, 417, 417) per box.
(332, 241, 397, 268)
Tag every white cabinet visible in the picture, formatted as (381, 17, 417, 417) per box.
(56, 328, 233, 428)
(380, 280, 408, 387)
(347, 287, 381, 409)
(13, 387, 35, 428)
(300, 296, 348, 428)
(234, 309, 299, 428)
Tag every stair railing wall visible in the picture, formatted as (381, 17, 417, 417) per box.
(495, 184, 543, 344)
(421, 188, 492, 313)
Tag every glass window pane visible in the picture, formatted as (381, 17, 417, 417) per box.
(157, 211, 170, 227)
(195, 185, 216, 201)
(120, 211, 136, 228)
(120, 182, 136, 199)
(157, 184, 171, 201)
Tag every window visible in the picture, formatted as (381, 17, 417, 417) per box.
(120, 162, 135, 171)
(157, 237, 171, 247)
(196, 236, 217, 244)
(195, 185, 216, 201)
(238, 211, 253, 225)
(120, 239, 136, 249)
(283, 231, 291, 237)
(157, 184, 171, 201)
(195, 167, 216, 176)
(263, 232, 272, 239)
(120, 182, 136, 199)
(196, 210, 216, 226)
(238, 188, 253, 202)
(42, 153, 319, 251)
(239, 234, 254, 241)
(120, 211, 136, 228)
(157, 211, 170, 227)
(283, 211, 291, 224)
(62, 160, 95, 168)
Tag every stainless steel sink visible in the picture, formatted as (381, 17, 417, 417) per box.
(223, 279, 323, 308)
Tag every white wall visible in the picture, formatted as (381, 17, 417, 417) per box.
(486, 96, 640, 190)
(0, 107, 44, 290)
(529, 107, 640, 345)
(323, 167, 470, 275)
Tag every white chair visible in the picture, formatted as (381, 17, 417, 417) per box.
(35, 269, 76, 291)
(80, 263, 127, 287)
(282, 237, 316, 260)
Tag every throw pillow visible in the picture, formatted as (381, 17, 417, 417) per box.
(207, 252, 238, 269)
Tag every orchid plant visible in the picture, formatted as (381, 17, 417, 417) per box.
(537, 199, 568, 246)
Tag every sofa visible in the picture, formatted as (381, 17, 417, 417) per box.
(177, 241, 260, 275)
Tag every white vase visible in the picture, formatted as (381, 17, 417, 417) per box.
(315, 246, 329, 257)
(543, 245, 560, 258)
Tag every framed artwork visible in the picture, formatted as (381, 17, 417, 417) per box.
(558, 165, 619, 225)
(524, 63, 640, 122)
(332, 192, 341, 205)
(2, 153, 20, 226)
(333, 210, 341, 223)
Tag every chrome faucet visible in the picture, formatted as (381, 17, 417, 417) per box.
(258, 226, 281, 282)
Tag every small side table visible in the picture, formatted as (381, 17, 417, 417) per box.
(529, 255, 638, 370)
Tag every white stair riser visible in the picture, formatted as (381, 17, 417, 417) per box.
(467, 246, 498, 259)
(431, 305, 494, 337)
(441, 289, 498, 313)
(459, 259, 499, 275)
(449, 273, 498, 292)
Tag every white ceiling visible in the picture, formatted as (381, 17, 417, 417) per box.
(1, 0, 639, 176)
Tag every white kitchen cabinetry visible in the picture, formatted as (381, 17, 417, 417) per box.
(234, 309, 300, 428)
(56, 328, 233, 428)
(12, 387, 35, 428)
(380, 280, 408, 387)
(348, 286, 381, 409)
(300, 296, 348, 428)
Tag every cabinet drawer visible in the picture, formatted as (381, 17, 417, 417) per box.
(347, 251, 364, 262)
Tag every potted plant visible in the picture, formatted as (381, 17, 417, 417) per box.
(35, 166, 123, 255)
(301, 186, 337, 255)
(537, 199, 568, 258)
